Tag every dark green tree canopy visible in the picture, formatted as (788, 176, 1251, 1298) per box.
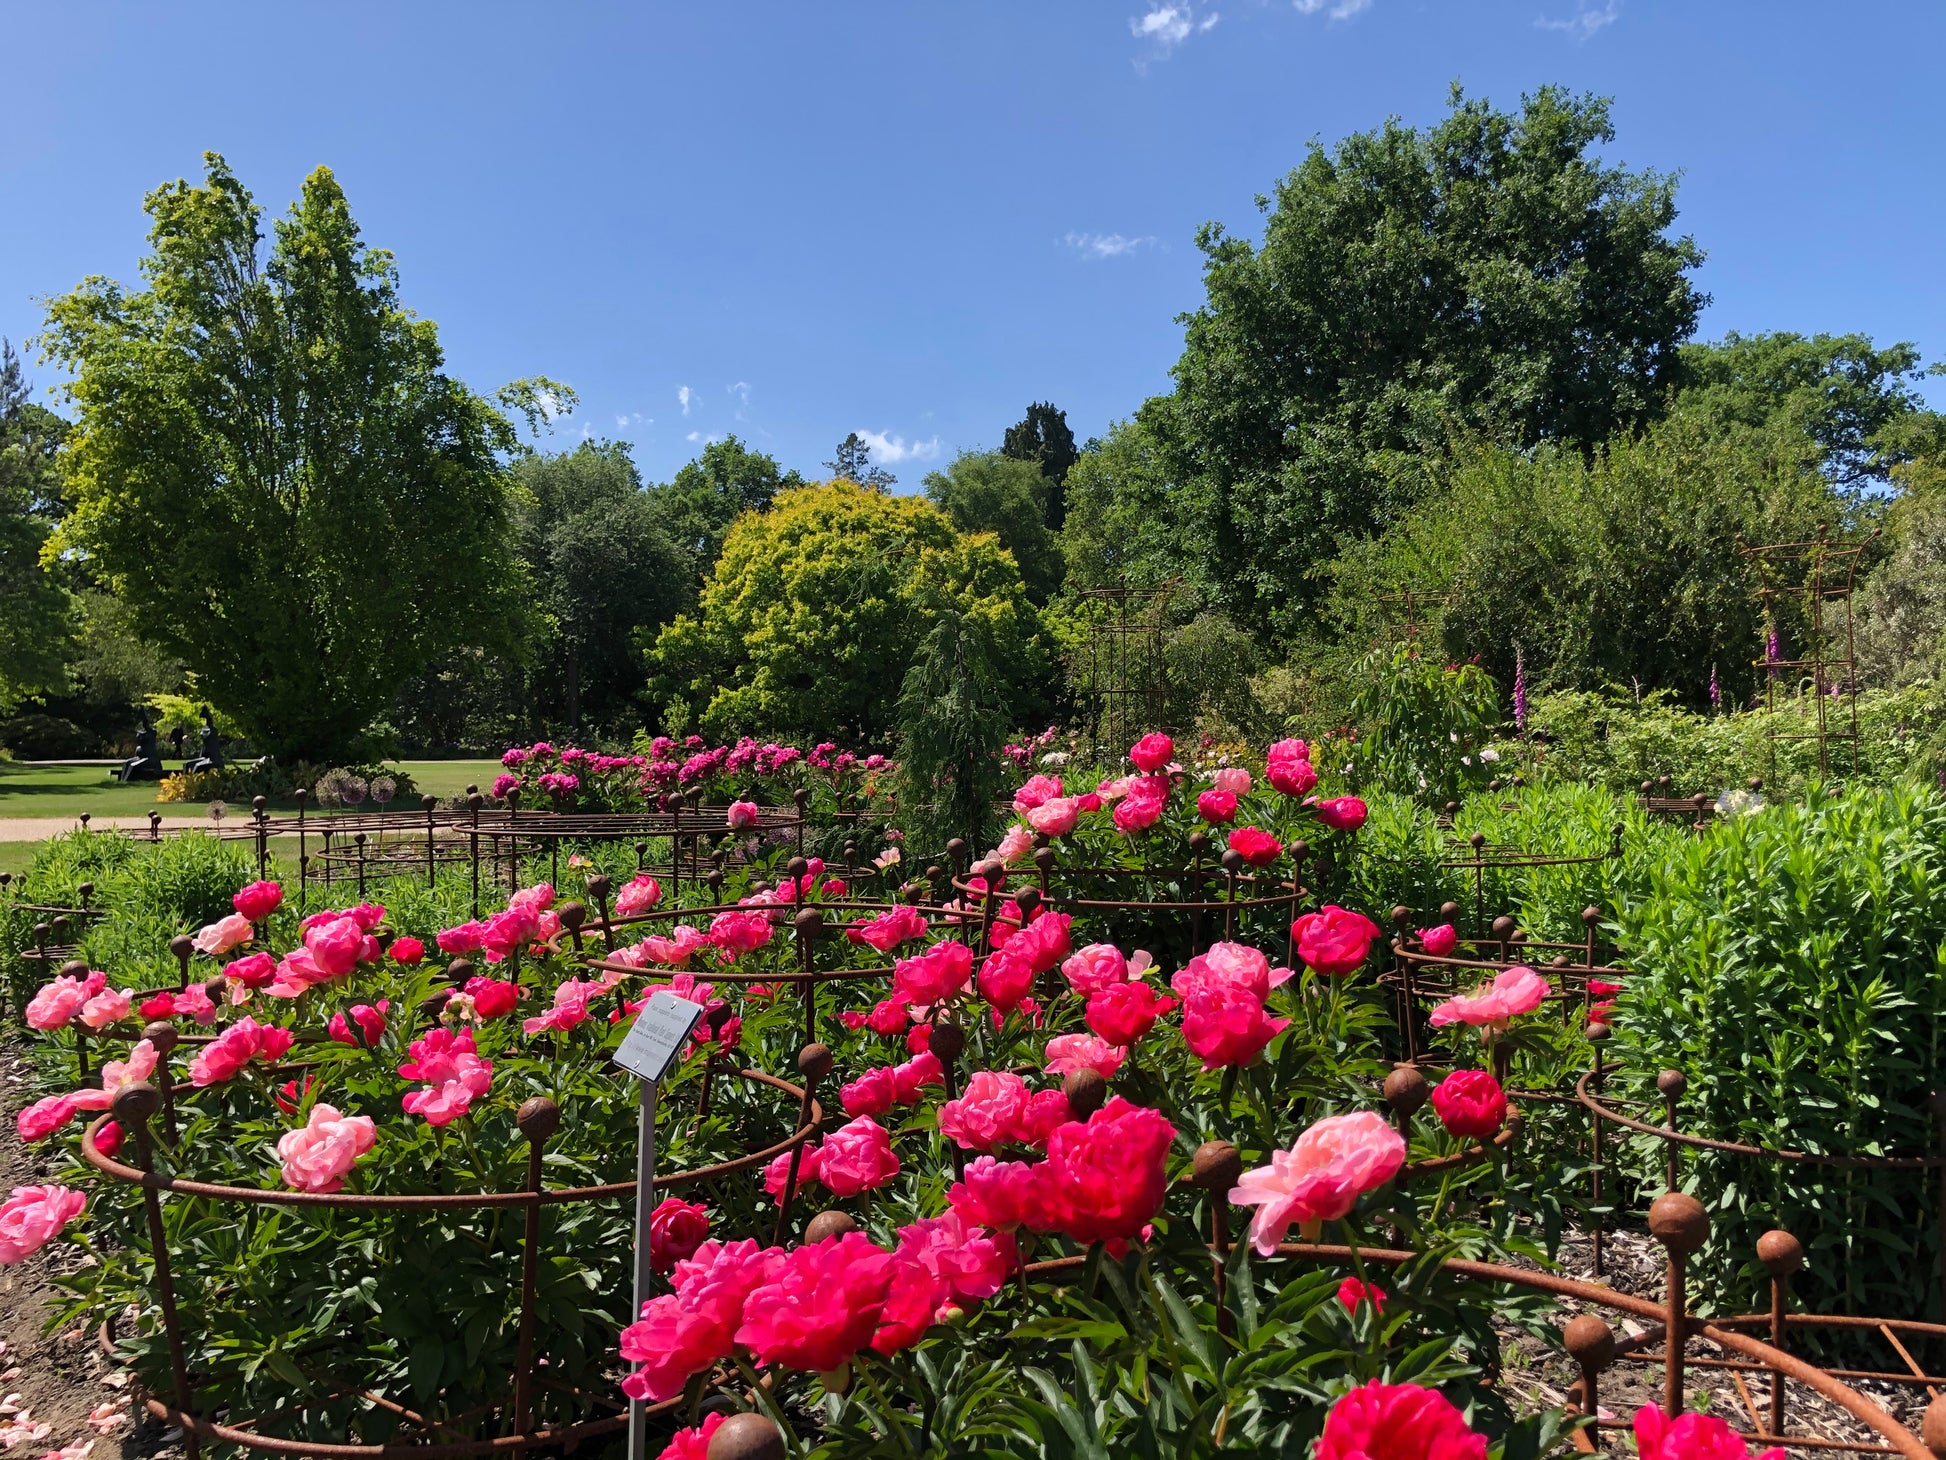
(1001, 401, 1079, 530)
(41, 154, 541, 763)
(1149, 84, 1706, 635)
(650, 434, 801, 578)
(514, 441, 689, 732)
(0, 339, 74, 712)
(922, 450, 1065, 605)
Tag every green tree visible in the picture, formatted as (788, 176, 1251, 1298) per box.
(515, 441, 688, 730)
(0, 339, 74, 711)
(896, 605, 1012, 852)
(1146, 84, 1705, 635)
(651, 481, 1046, 742)
(922, 450, 1064, 605)
(826, 432, 897, 491)
(1001, 401, 1079, 530)
(40, 155, 547, 764)
(1059, 418, 1201, 595)
(651, 434, 802, 582)
(1676, 331, 1939, 489)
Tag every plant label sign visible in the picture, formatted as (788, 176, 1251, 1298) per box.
(613, 991, 704, 1082)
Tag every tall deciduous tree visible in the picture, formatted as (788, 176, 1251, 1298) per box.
(0, 340, 73, 711)
(1001, 402, 1079, 530)
(41, 155, 549, 763)
(651, 434, 802, 582)
(1149, 84, 1706, 636)
(922, 450, 1064, 605)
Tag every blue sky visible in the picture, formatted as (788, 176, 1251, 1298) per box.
(4, 1, 1943, 486)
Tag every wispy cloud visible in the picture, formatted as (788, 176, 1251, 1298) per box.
(1063, 231, 1157, 261)
(614, 412, 646, 431)
(534, 387, 569, 423)
(1536, 0, 1619, 38)
(686, 430, 722, 446)
(728, 381, 751, 406)
(857, 430, 942, 466)
(1293, 0, 1372, 17)
(678, 385, 696, 416)
(1128, 4, 1217, 64)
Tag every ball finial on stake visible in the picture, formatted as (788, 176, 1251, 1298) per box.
(707, 1412, 786, 1460)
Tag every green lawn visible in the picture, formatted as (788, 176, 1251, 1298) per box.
(0, 759, 506, 820)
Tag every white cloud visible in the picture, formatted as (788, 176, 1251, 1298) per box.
(614, 411, 644, 430)
(686, 430, 723, 446)
(1294, 0, 1371, 17)
(1536, 0, 1619, 38)
(1063, 231, 1157, 261)
(728, 381, 751, 406)
(1127, 3, 1215, 61)
(534, 387, 568, 423)
(856, 430, 942, 466)
(678, 385, 696, 416)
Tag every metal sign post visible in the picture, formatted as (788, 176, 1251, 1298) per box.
(613, 991, 705, 1460)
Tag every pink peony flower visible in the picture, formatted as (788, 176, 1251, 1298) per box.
(1338, 1276, 1388, 1314)
(1172, 940, 1283, 1001)
(188, 1018, 292, 1086)
(1292, 905, 1382, 976)
(977, 948, 1035, 1014)
(994, 823, 1035, 866)
(1317, 1381, 1486, 1460)
(224, 951, 278, 988)
(94, 1119, 123, 1159)
(1025, 797, 1080, 837)
(763, 1143, 822, 1200)
(303, 916, 366, 981)
(938, 1071, 1033, 1152)
(276, 1103, 377, 1193)
(1229, 1110, 1406, 1253)
(328, 1000, 390, 1048)
(1011, 773, 1064, 814)
(736, 1231, 895, 1373)
(388, 936, 426, 965)
(1428, 966, 1552, 1032)
(726, 800, 760, 828)
(1044, 1032, 1126, 1080)
(17, 1096, 80, 1143)
(77, 987, 132, 1031)
(436, 922, 487, 955)
(1430, 1070, 1507, 1140)
(1040, 1096, 1176, 1248)
(647, 1197, 712, 1274)
(1111, 775, 1170, 834)
(1182, 983, 1289, 1069)
(891, 940, 973, 1010)
(1632, 1404, 1784, 1460)
(1197, 790, 1238, 824)
(1314, 795, 1369, 833)
(840, 1065, 897, 1118)
(1227, 826, 1283, 867)
(1128, 732, 1174, 772)
(1085, 979, 1176, 1047)
(622, 1240, 783, 1402)
(192, 913, 255, 957)
(637, 924, 712, 968)
(947, 1155, 1051, 1232)
(847, 904, 929, 953)
(25, 977, 89, 1031)
(1061, 943, 1136, 996)
(464, 976, 519, 1019)
(817, 1116, 902, 1197)
(655, 1413, 725, 1460)
(895, 1209, 1013, 1304)
(0, 1185, 86, 1264)
(707, 910, 773, 957)
(1212, 766, 1253, 794)
(891, 1051, 943, 1104)
(1265, 738, 1317, 797)
(232, 880, 283, 922)
(1418, 924, 1459, 957)
(398, 1028, 493, 1125)
(614, 874, 663, 918)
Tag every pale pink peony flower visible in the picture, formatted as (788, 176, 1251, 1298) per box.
(69, 1041, 159, 1114)
(24, 977, 89, 1031)
(993, 824, 1034, 866)
(1211, 766, 1253, 795)
(1229, 1111, 1405, 1254)
(77, 988, 132, 1031)
(191, 913, 255, 957)
(1043, 1032, 1126, 1080)
(1025, 798, 1080, 837)
(726, 800, 760, 828)
(1428, 966, 1552, 1033)
(816, 1116, 902, 1197)
(614, 874, 663, 918)
(0, 1185, 87, 1264)
(1061, 943, 1129, 996)
(276, 1103, 378, 1193)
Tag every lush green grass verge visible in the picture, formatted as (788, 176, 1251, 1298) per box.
(0, 759, 505, 819)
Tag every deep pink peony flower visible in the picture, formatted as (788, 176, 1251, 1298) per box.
(1011, 773, 1064, 814)
(464, 976, 520, 1019)
(873, 1251, 946, 1357)
(1040, 1096, 1175, 1248)
(1418, 924, 1459, 957)
(621, 1239, 783, 1402)
(1044, 1032, 1126, 1080)
(1338, 1276, 1388, 1314)
(938, 1071, 1033, 1153)
(865, 998, 911, 1036)
(1316, 1381, 1487, 1460)
(895, 1210, 1013, 1303)
(94, 1119, 123, 1158)
(25, 976, 89, 1031)
(891, 940, 973, 1010)
(947, 1154, 1048, 1231)
(847, 905, 929, 953)
(1197, 789, 1238, 824)
(726, 800, 760, 828)
(1633, 1404, 1784, 1460)
(1060, 943, 1129, 995)
(654, 1413, 725, 1460)
(276, 1104, 377, 1193)
(1182, 983, 1289, 1069)
(840, 1064, 897, 1117)
(1229, 1110, 1406, 1253)
(0, 1185, 87, 1264)
(1430, 1069, 1507, 1140)
(891, 1051, 943, 1104)
(1228, 826, 1283, 866)
(436, 922, 487, 956)
(763, 1143, 822, 1200)
(1429, 966, 1552, 1032)
(1111, 775, 1170, 834)
(1009, 912, 1072, 975)
(225, 952, 278, 988)
(304, 916, 366, 980)
(328, 1001, 389, 1048)
(647, 1197, 712, 1273)
(614, 874, 663, 918)
(232, 880, 283, 922)
(1266, 738, 1317, 797)
(1085, 979, 1175, 1047)
(16, 1096, 80, 1143)
(1314, 796, 1369, 833)
(398, 1027, 493, 1125)
(735, 1231, 896, 1372)
(189, 1018, 291, 1086)
(388, 936, 426, 965)
(1128, 732, 1174, 772)
(977, 948, 1035, 1014)
(1172, 940, 1282, 1001)
(1292, 905, 1382, 976)
(817, 1116, 902, 1197)
(708, 910, 773, 957)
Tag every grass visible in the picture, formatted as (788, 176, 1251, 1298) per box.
(0, 759, 506, 820)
